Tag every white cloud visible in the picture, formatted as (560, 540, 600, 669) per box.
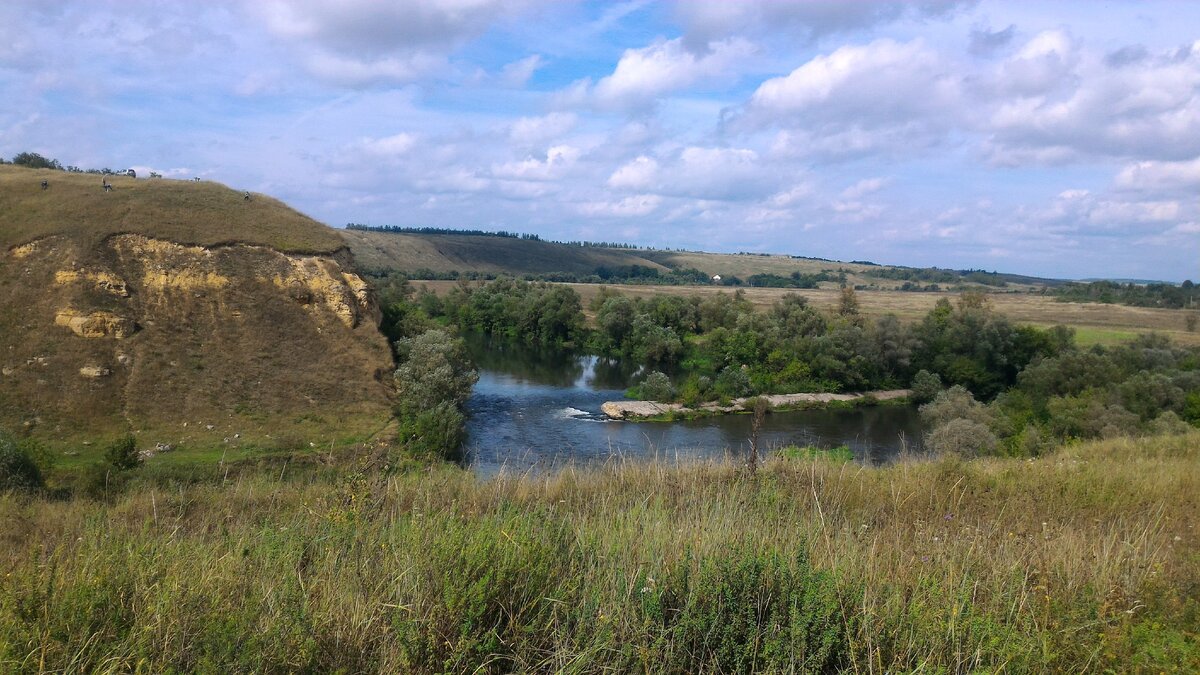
(491, 145, 581, 181)
(587, 37, 756, 110)
(256, 0, 536, 86)
(674, 0, 976, 48)
(1114, 158, 1200, 192)
(578, 194, 662, 217)
(499, 54, 544, 87)
(608, 147, 773, 200)
(607, 156, 659, 190)
(508, 112, 577, 146)
(840, 177, 889, 200)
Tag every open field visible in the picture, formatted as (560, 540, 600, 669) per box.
(1, 433, 1196, 672)
(0, 166, 344, 253)
(413, 281, 1200, 345)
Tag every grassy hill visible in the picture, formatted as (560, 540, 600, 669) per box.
(0, 165, 344, 253)
(343, 228, 1058, 291)
(341, 229, 671, 276)
(0, 165, 392, 453)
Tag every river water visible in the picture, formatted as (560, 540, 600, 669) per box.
(463, 338, 924, 476)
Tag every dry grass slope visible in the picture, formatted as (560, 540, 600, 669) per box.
(0, 165, 344, 253)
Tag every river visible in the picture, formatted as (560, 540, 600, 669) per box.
(463, 338, 924, 475)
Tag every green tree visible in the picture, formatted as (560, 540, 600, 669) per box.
(0, 431, 44, 491)
(639, 371, 676, 401)
(11, 152, 62, 170)
(394, 330, 478, 414)
(394, 329, 478, 461)
(105, 435, 141, 472)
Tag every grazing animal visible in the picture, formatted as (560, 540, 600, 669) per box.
(40, 180, 48, 190)
(102, 178, 113, 193)
(243, 191, 251, 201)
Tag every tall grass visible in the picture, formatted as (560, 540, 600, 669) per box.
(1, 433, 1197, 672)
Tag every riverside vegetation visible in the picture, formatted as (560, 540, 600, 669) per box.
(380, 278, 1200, 457)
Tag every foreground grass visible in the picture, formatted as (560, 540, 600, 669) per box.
(1, 434, 1197, 673)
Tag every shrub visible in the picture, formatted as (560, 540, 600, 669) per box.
(0, 431, 44, 490)
(397, 402, 467, 462)
(910, 369, 942, 404)
(715, 365, 752, 399)
(919, 385, 992, 429)
(105, 435, 141, 471)
(1148, 411, 1192, 436)
(926, 418, 998, 457)
(639, 371, 675, 402)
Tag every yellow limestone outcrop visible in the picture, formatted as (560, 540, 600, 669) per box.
(273, 257, 372, 328)
(54, 269, 130, 296)
(55, 309, 137, 339)
(9, 236, 61, 259)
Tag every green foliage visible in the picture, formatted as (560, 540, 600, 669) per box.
(638, 371, 676, 402)
(920, 385, 993, 429)
(910, 369, 943, 404)
(926, 418, 998, 457)
(0, 431, 44, 491)
(394, 330, 478, 413)
(105, 435, 141, 472)
(1053, 279, 1199, 309)
(441, 278, 585, 346)
(715, 365, 752, 399)
(397, 402, 468, 462)
(11, 151, 62, 170)
(394, 329, 478, 461)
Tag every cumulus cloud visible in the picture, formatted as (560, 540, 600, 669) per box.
(608, 147, 775, 200)
(508, 112, 577, 146)
(982, 35, 1200, 164)
(578, 194, 662, 217)
(256, 0, 535, 86)
(491, 145, 581, 181)
(578, 36, 756, 110)
(675, 0, 976, 49)
(1114, 158, 1200, 193)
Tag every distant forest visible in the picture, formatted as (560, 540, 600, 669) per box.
(1052, 280, 1197, 309)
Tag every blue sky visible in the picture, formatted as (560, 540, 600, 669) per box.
(1, 1, 1198, 281)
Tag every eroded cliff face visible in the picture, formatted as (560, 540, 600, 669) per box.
(0, 233, 393, 444)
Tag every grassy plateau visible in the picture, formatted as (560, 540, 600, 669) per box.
(1, 433, 1196, 672)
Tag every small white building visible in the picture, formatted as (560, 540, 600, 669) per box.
(712, 275, 722, 283)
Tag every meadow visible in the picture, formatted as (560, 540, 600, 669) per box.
(1, 433, 1196, 672)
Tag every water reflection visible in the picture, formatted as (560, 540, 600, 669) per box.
(462, 336, 923, 476)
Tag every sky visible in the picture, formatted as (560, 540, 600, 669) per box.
(1, 1, 1198, 281)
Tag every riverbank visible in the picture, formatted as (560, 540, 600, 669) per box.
(601, 388, 911, 420)
(1, 432, 1195, 672)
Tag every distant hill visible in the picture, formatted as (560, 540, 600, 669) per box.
(342, 229, 671, 277)
(342, 228, 1063, 290)
(0, 165, 392, 450)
